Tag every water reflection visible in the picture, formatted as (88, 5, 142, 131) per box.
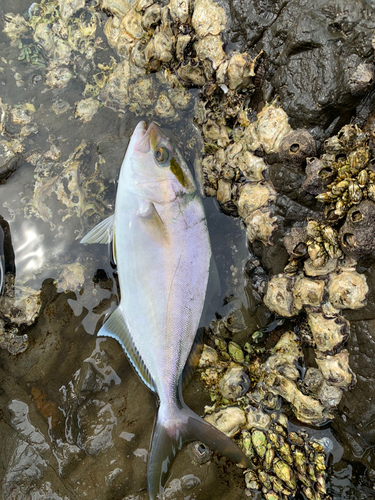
(14, 223, 44, 273)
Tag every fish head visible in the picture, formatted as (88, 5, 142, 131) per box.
(124, 121, 196, 205)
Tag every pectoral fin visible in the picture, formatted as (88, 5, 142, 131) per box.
(138, 202, 169, 247)
(80, 215, 114, 244)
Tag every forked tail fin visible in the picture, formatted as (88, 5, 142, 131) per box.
(148, 400, 253, 500)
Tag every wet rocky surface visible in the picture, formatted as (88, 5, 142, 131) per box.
(1, 0, 375, 498)
(224, 0, 375, 141)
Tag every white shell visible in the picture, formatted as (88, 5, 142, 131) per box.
(328, 270, 368, 310)
(293, 275, 324, 311)
(191, 0, 227, 38)
(316, 350, 356, 388)
(307, 312, 349, 353)
(204, 407, 246, 437)
(237, 182, 276, 219)
(264, 275, 296, 317)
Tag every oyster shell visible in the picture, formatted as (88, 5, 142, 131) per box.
(235, 150, 266, 181)
(0, 283, 41, 326)
(218, 364, 250, 400)
(142, 3, 161, 29)
(245, 406, 271, 431)
(57, 262, 86, 292)
(75, 98, 101, 123)
(348, 63, 375, 96)
(304, 257, 337, 277)
(202, 118, 230, 147)
(244, 105, 292, 154)
(315, 350, 356, 388)
(204, 407, 246, 437)
(216, 178, 232, 203)
(293, 275, 324, 311)
(168, 0, 190, 23)
(237, 182, 276, 219)
(244, 208, 277, 246)
(328, 270, 368, 310)
(226, 53, 254, 91)
(307, 312, 349, 353)
(264, 275, 296, 317)
(177, 62, 206, 86)
(191, 0, 226, 38)
(198, 344, 219, 367)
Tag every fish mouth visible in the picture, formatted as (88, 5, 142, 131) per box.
(134, 122, 161, 154)
(131, 120, 147, 147)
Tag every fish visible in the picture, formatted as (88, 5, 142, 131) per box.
(81, 121, 253, 498)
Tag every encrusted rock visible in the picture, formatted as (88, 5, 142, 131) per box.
(339, 200, 375, 260)
(278, 129, 316, 166)
(186, 441, 213, 465)
(302, 157, 335, 195)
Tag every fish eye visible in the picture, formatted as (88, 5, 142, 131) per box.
(154, 146, 170, 164)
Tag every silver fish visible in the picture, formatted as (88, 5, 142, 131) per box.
(81, 121, 252, 498)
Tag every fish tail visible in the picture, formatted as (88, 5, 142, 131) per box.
(148, 399, 253, 500)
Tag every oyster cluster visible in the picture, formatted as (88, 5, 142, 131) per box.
(198, 329, 331, 499)
(4, 0, 99, 91)
(302, 124, 375, 259)
(199, 104, 288, 245)
(262, 123, 375, 440)
(242, 426, 328, 500)
(264, 261, 366, 416)
(3, 0, 322, 250)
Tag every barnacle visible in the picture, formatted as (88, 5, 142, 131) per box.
(309, 124, 375, 221)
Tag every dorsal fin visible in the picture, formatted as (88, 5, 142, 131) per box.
(98, 307, 156, 392)
(80, 215, 114, 244)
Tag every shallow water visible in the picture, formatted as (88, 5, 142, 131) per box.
(0, 0, 375, 499)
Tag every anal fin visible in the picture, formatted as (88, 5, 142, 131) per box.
(98, 307, 155, 392)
